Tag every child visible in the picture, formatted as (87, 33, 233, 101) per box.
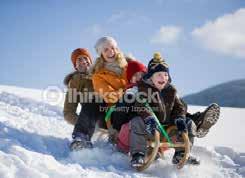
(111, 60, 147, 132)
(63, 48, 93, 125)
(126, 60, 147, 88)
(64, 48, 105, 151)
(128, 53, 201, 168)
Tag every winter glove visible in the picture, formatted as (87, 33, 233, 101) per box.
(144, 116, 157, 135)
(175, 117, 187, 132)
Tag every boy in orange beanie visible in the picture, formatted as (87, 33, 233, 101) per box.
(63, 48, 93, 125)
(64, 48, 105, 151)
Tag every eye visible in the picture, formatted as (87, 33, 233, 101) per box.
(77, 58, 83, 62)
(104, 48, 109, 53)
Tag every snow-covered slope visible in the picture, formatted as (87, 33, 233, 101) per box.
(0, 85, 244, 178)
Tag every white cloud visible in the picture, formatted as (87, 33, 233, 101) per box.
(85, 12, 151, 37)
(150, 26, 182, 45)
(192, 8, 245, 58)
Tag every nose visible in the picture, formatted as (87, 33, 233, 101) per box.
(80, 60, 88, 65)
(109, 48, 115, 54)
(160, 75, 165, 80)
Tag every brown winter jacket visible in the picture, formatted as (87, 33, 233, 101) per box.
(63, 71, 93, 125)
(134, 79, 186, 125)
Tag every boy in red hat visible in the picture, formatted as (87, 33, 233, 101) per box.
(110, 60, 147, 131)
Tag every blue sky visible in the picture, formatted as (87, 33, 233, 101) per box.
(1, 0, 245, 96)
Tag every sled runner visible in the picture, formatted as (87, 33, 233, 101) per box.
(136, 125, 190, 171)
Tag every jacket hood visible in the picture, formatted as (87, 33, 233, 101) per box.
(63, 71, 79, 86)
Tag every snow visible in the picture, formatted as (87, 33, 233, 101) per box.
(189, 106, 245, 152)
(0, 85, 245, 178)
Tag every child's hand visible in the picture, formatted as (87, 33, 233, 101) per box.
(175, 117, 187, 132)
(144, 116, 157, 135)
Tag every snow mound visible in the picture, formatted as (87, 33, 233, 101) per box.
(0, 92, 62, 117)
(0, 85, 245, 178)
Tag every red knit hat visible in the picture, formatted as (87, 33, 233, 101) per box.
(71, 48, 92, 69)
(126, 60, 147, 82)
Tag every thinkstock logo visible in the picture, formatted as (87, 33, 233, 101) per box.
(42, 86, 160, 105)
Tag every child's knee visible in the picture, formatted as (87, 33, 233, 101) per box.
(186, 118, 197, 138)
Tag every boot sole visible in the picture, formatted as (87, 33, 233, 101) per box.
(196, 103, 220, 138)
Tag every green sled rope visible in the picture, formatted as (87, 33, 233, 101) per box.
(105, 105, 116, 123)
(104, 102, 172, 145)
(144, 102, 173, 145)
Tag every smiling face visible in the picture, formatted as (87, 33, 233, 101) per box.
(75, 55, 91, 72)
(101, 41, 119, 63)
(151, 71, 169, 90)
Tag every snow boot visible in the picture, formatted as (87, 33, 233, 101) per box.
(70, 132, 93, 151)
(172, 151, 200, 165)
(186, 155, 201, 165)
(131, 152, 145, 168)
(195, 103, 220, 138)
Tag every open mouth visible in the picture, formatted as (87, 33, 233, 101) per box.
(158, 81, 165, 85)
(108, 54, 116, 58)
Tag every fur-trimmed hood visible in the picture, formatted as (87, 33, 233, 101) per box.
(63, 71, 91, 86)
(64, 71, 78, 86)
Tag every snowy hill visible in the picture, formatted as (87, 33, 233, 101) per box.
(183, 79, 245, 108)
(0, 85, 245, 178)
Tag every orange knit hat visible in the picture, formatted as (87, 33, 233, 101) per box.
(71, 48, 92, 69)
